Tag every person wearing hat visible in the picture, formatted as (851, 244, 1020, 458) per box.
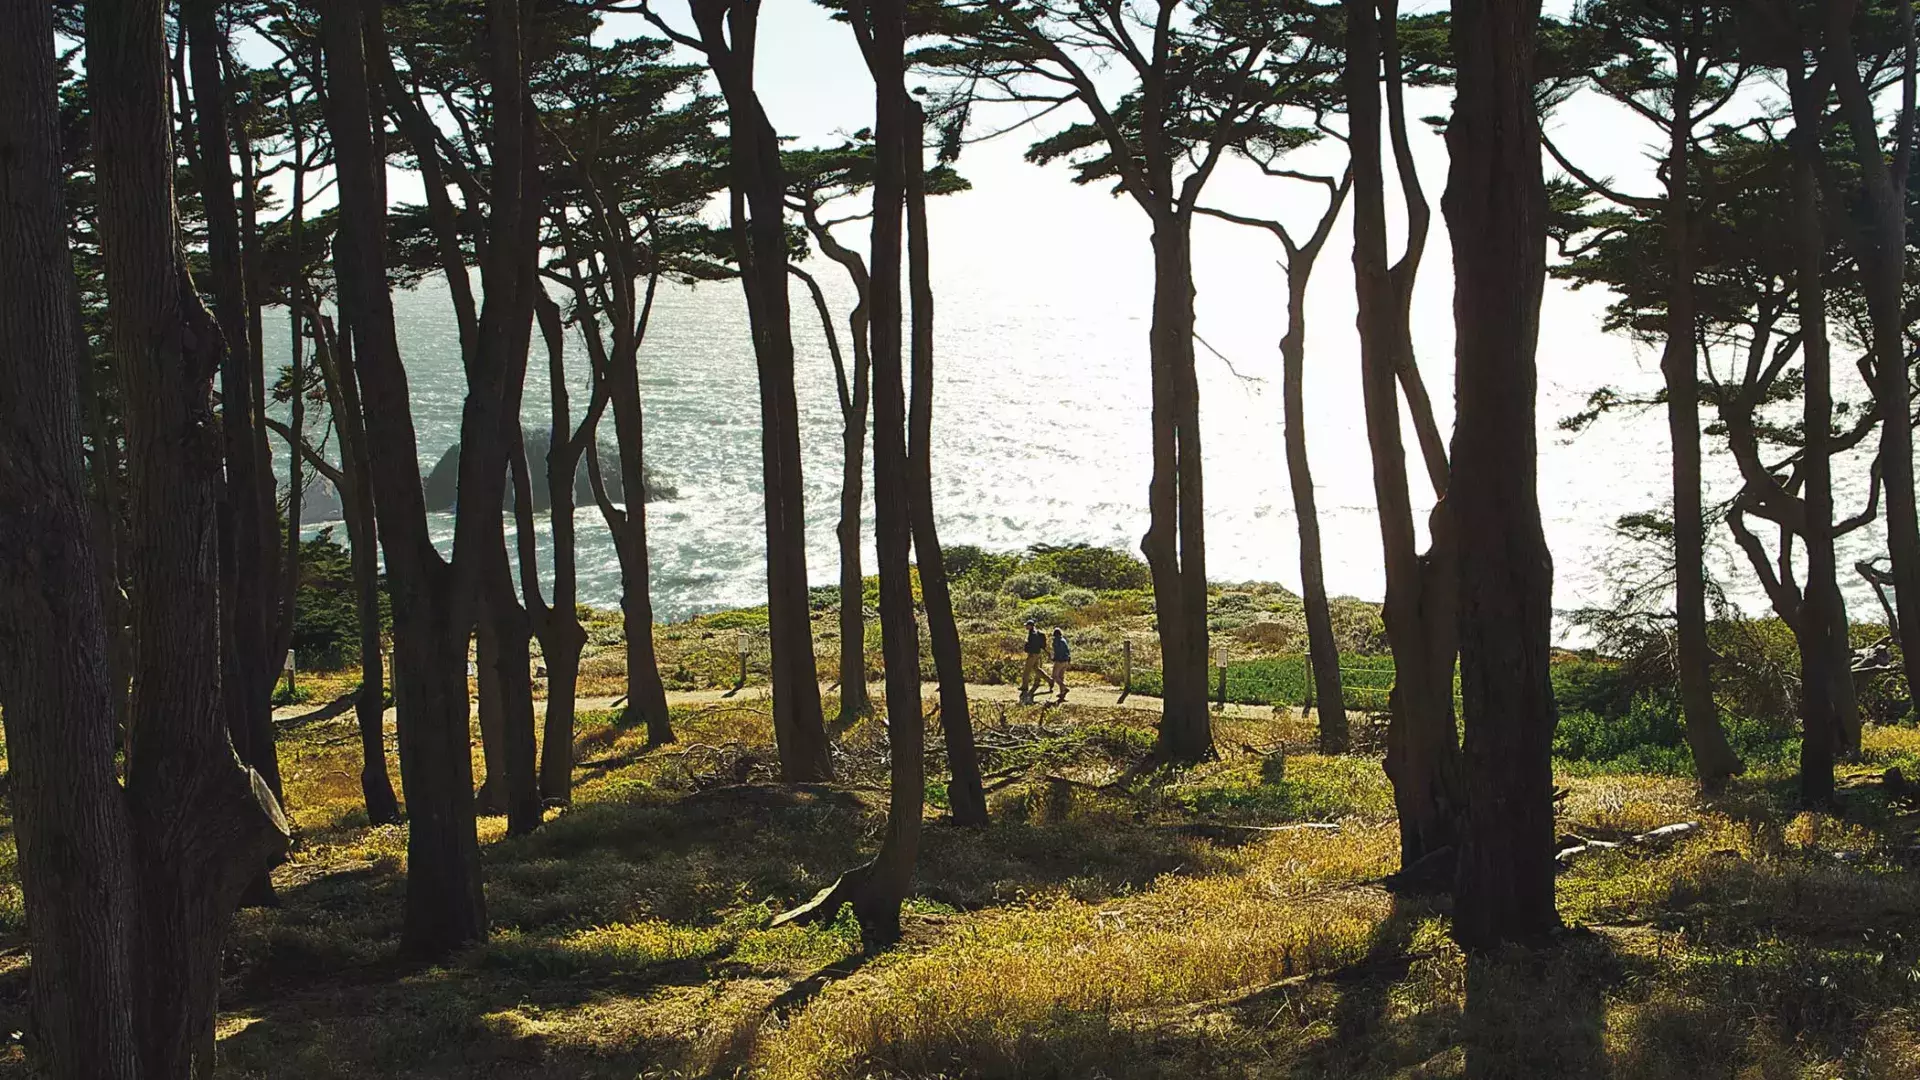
(1019, 618, 1053, 704)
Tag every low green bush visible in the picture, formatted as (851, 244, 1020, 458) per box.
(1002, 573, 1062, 600)
(1026, 543, 1152, 591)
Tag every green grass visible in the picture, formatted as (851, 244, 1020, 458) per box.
(1127, 655, 1398, 710)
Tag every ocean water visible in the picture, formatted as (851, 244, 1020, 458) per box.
(271, 200, 1891, 638)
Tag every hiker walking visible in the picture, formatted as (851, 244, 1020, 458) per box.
(1019, 619, 1053, 704)
(1050, 627, 1072, 703)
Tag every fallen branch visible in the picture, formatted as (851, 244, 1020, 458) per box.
(1556, 821, 1700, 865)
(772, 859, 875, 929)
(276, 690, 358, 727)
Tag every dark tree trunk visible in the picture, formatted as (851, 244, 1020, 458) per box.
(453, 0, 545, 839)
(1143, 209, 1214, 764)
(905, 101, 987, 827)
(345, 473, 400, 824)
(1787, 64, 1842, 808)
(186, 0, 284, 821)
(598, 272, 673, 746)
(474, 629, 505, 813)
(1346, 0, 1462, 869)
(319, 0, 485, 957)
(78, 305, 133, 738)
(325, 319, 403, 824)
(1445, 0, 1562, 949)
(797, 218, 874, 727)
(481, 546, 542, 836)
(88, 0, 291, 1068)
(1829, 1, 1920, 719)
(1662, 49, 1744, 787)
(694, 1, 833, 781)
(1283, 240, 1350, 754)
(853, 0, 924, 945)
(275, 86, 308, 706)
(838, 328, 873, 726)
(307, 314, 402, 824)
(530, 296, 598, 804)
(0, 5, 144, 1069)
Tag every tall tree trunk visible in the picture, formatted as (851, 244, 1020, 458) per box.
(453, 0, 544, 839)
(838, 333, 873, 726)
(78, 305, 133, 738)
(1283, 249, 1350, 753)
(604, 275, 674, 746)
(474, 627, 503, 812)
(797, 219, 875, 727)
(1445, 0, 1561, 948)
(0, 4, 144, 1069)
(532, 296, 596, 804)
(852, 0, 924, 945)
(319, 0, 486, 957)
(88, 0, 291, 1067)
(345, 470, 399, 824)
(1830, 0, 1920, 719)
(1662, 45, 1744, 787)
(1347, 0, 1462, 869)
(905, 102, 987, 826)
(312, 314, 402, 824)
(1788, 64, 1842, 808)
(1144, 208, 1213, 764)
(694, 3, 833, 781)
(186, 0, 284, 822)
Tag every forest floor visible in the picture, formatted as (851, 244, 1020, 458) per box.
(3, 682, 1919, 1078)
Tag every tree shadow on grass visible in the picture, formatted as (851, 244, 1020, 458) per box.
(212, 774, 1244, 1078)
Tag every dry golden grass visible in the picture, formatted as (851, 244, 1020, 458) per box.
(5, 682, 1920, 1079)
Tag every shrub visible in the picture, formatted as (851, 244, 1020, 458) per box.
(1002, 572, 1063, 600)
(290, 528, 382, 669)
(1026, 543, 1152, 591)
(945, 545, 1022, 591)
(1328, 597, 1387, 654)
(1018, 601, 1069, 629)
(1060, 588, 1097, 609)
(953, 589, 1000, 617)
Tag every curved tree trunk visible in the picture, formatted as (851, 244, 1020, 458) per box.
(906, 101, 988, 826)
(532, 296, 596, 804)
(319, 0, 485, 957)
(1282, 255, 1349, 753)
(1347, 0, 1461, 869)
(1828, 1, 1920, 733)
(1788, 65, 1842, 808)
(0, 7, 144, 1069)
(694, 4, 833, 781)
(186, 0, 285, 833)
(320, 320, 403, 825)
(1445, 0, 1561, 949)
(853, 0, 924, 945)
(1662, 50, 1744, 788)
(607, 275, 674, 745)
(1144, 210, 1214, 764)
(88, 0, 292, 1066)
(797, 221, 875, 729)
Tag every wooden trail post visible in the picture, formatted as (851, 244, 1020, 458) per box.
(1214, 644, 1228, 710)
(1118, 639, 1132, 702)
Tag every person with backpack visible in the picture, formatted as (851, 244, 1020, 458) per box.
(1050, 627, 1072, 703)
(1019, 618, 1053, 704)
